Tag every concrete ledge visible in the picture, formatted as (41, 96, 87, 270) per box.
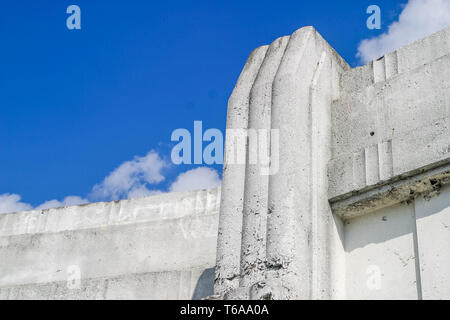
(0, 188, 220, 237)
(331, 161, 450, 220)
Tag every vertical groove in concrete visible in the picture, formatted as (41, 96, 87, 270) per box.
(240, 36, 290, 289)
(378, 140, 393, 181)
(373, 57, 386, 83)
(385, 51, 398, 80)
(353, 150, 367, 188)
(214, 45, 268, 296)
(365, 144, 380, 185)
(412, 201, 423, 300)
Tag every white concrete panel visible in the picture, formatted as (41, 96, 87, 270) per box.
(344, 203, 418, 299)
(415, 185, 450, 299)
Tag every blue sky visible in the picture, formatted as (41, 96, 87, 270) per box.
(0, 0, 448, 212)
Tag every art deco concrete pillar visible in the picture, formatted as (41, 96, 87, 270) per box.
(215, 26, 350, 299)
(215, 25, 450, 300)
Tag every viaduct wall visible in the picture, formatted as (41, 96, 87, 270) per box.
(0, 189, 220, 299)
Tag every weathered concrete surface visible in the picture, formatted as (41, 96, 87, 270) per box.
(0, 188, 220, 299)
(2, 26, 450, 300)
(215, 46, 268, 296)
(344, 203, 418, 300)
(342, 183, 450, 300)
(331, 164, 450, 220)
(240, 36, 289, 290)
(264, 27, 342, 300)
(215, 26, 350, 300)
(0, 268, 215, 300)
(216, 26, 450, 300)
(329, 27, 450, 200)
(415, 185, 450, 299)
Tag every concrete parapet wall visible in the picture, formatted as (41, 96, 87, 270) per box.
(329, 27, 450, 200)
(0, 188, 221, 299)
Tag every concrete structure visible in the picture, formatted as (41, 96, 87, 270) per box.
(216, 25, 450, 300)
(0, 189, 220, 299)
(0, 26, 449, 300)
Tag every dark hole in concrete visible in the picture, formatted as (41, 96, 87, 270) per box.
(261, 293, 273, 300)
(192, 267, 215, 300)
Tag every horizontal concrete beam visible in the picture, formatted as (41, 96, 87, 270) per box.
(331, 162, 450, 220)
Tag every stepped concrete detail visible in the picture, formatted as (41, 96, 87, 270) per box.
(1, 26, 449, 300)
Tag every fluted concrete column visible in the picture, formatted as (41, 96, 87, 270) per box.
(240, 36, 290, 290)
(264, 27, 314, 300)
(215, 26, 349, 300)
(264, 27, 349, 300)
(214, 46, 268, 296)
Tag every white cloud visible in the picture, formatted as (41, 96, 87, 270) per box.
(0, 194, 32, 214)
(357, 0, 450, 64)
(90, 150, 222, 199)
(90, 150, 169, 201)
(35, 196, 89, 210)
(126, 185, 162, 199)
(0, 194, 88, 214)
(169, 167, 221, 193)
(0, 151, 222, 214)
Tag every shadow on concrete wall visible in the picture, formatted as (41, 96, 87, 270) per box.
(344, 201, 415, 251)
(344, 184, 450, 252)
(191, 267, 215, 300)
